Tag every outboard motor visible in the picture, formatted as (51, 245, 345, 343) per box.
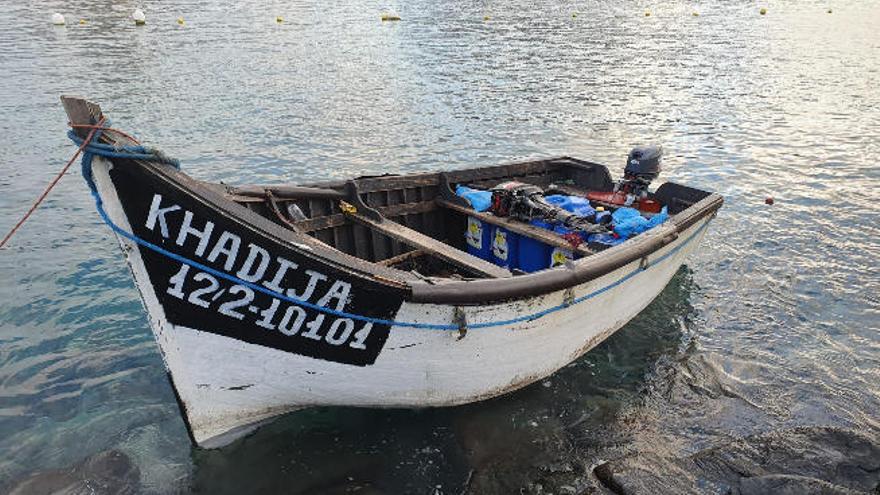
(616, 145, 662, 199)
(581, 145, 664, 213)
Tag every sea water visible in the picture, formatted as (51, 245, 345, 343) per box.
(0, 0, 878, 492)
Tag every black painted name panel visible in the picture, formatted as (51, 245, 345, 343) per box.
(108, 164, 405, 366)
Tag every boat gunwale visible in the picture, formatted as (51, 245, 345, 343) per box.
(142, 157, 722, 305)
(409, 192, 722, 303)
(64, 95, 721, 306)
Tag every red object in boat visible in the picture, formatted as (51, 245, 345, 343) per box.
(586, 191, 662, 213)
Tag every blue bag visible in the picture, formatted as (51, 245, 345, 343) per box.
(545, 195, 595, 218)
(455, 185, 492, 212)
(646, 206, 669, 228)
(611, 206, 670, 239)
(611, 207, 649, 239)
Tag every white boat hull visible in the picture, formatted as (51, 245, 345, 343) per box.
(91, 156, 711, 448)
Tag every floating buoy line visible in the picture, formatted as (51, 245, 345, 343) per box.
(45, 7, 842, 27)
(132, 8, 146, 25)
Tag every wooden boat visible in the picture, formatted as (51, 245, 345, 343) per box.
(62, 97, 723, 448)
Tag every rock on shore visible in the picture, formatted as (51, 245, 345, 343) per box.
(594, 426, 880, 495)
(6, 450, 140, 495)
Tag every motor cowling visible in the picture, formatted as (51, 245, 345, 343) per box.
(612, 145, 662, 199)
(624, 145, 662, 183)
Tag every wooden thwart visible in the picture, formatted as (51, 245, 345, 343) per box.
(436, 199, 595, 257)
(294, 200, 437, 233)
(377, 249, 425, 267)
(343, 210, 511, 279)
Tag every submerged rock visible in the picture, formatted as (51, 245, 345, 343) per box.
(594, 426, 880, 494)
(7, 450, 140, 495)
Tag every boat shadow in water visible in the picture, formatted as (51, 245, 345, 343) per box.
(189, 267, 701, 494)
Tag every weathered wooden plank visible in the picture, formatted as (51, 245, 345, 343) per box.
(230, 185, 346, 200)
(465, 171, 564, 190)
(436, 199, 595, 256)
(293, 200, 438, 233)
(377, 249, 424, 267)
(386, 189, 404, 256)
(335, 226, 351, 252)
(444, 159, 561, 183)
(366, 191, 388, 261)
(313, 229, 332, 245)
(352, 224, 372, 260)
(382, 189, 406, 256)
(343, 211, 511, 278)
(401, 188, 414, 228)
(354, 174, 440, 194)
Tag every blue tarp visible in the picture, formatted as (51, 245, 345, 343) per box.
(545, 195, 596, 218)
(611, 206, 669, 239)
(455, 185, 492, 212)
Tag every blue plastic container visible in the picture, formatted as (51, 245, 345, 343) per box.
(517, 220, 553, 273)
(490, 226, 519, 269)
(465, 217, 492, 260)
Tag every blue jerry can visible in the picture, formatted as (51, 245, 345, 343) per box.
(465, 217, 492, 260)
(490, 226, 519, 269)
(517, 219, 553, 272)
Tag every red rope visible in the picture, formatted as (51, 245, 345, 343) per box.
(0, 117, 107, 249)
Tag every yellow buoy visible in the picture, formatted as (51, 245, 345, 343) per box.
(484, 15, 490, 21)
(572, 12, 578, 18)
(759, 7, 767, 15)
(51, 13, 65, 25)
(79, 18, 87, 24)
(381, 13, 401, 21)
(644, 11, 651, 16)
(276, 16, 283, 23)
(132, 8, 146, 25)
(692, 12, 699, 17)
(827, 8, 832, 13)
(177, 17, 185, 25)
